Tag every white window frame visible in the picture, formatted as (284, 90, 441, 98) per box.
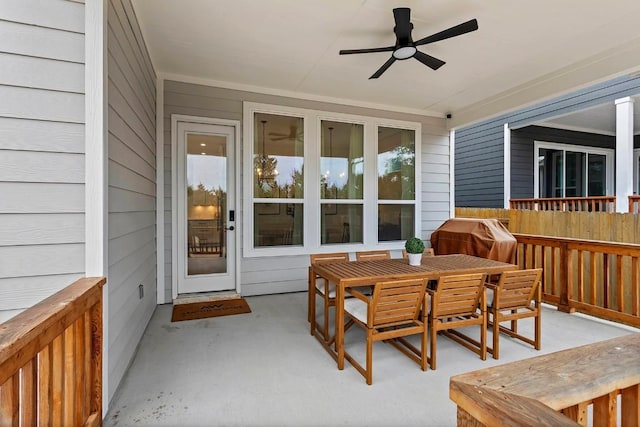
(242, 102, 421, 258)
(533, 141, 614, 198)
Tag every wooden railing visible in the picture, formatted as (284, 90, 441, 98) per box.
(630, 195, 640, 214)
(510, 196, 616, 212)
(451, 333, 640, 426)
(513, 233, 640, 327)
(0, 277, 106, 427)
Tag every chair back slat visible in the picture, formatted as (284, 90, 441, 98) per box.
(402, 248, 435, 259)
(356, 250, 391, 262)
(433, 273, 485, 318)
(371, 279, 426, 327)
(494, 269, 542, 310)
(310, 252, 350, 265)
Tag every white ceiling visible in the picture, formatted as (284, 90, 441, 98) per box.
(132, 0, 640, 128)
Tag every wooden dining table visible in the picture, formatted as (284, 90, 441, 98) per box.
(309, 254, 519, 370)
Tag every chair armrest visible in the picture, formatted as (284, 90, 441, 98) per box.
(484, 282, 498, 290)
(425, 288, 435, 296)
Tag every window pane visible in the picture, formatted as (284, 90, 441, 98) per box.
(321, 204, 363, 244)
(588, 154, 606, 196)
(565, 151, 585, 197)
(378, 127, 415, 200)
(539, 148, 564, 198)
(378, 204, 414, 242)
(320, 121, 364, 200)
(254, 113, 304, 199)
(254, 203, 303, 247)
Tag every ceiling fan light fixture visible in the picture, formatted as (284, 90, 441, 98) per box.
(393, 46, 416, 60)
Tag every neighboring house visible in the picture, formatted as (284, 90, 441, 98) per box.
(455, 75, 640, 210)
(0, 0, 450, 409)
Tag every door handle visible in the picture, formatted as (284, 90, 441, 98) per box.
(225, 226, 235, 231)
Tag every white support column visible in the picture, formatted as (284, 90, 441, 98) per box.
(85, 0, 108, 413)
(615, 97, 634, 213)
(503, 123, 511, 209)
(156, 77, 165, 304)
(449, 129, 456, 218)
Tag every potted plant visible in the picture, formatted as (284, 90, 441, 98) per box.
(405, 237, 425, 266)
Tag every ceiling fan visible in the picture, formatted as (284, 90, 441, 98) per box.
(269, 125, 302, 142)
(339, 7, 478, 79)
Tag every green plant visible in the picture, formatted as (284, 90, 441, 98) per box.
(405, 237, 425, 254)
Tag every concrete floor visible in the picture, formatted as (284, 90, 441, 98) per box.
(105, 292, 638, 427)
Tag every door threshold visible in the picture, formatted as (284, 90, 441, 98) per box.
(173, 291, 241, 305)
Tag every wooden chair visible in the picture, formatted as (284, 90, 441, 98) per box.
(355, 250, 391, 261)
(402, 247, 435, 259)
(308, 252, 350, 342)
(426, 273, 487, 370)
(485, 268, 543, 359)
(343, 278, 428, 385)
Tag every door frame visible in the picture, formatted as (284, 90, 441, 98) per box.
(171, 114, 241, 300)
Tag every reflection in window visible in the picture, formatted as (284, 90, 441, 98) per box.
(378, 127, 415, 200)
(254, 113, 304, 199)
(378, 204, 414, 242)
(321, 204, 363, 244)
(320, 121, 363, 200)
(254, 203, 303, 247)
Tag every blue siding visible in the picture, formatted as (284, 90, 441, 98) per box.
(456, 74, 640, 207)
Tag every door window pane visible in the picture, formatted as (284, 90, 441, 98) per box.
(565, 151, 585, 197)
(254, 113, 304, 198)
(321, 204, 363, 244)
(588, 154, 606, 196)
(186, 134, 226, 275)
(320, 121, 363, 200)
(254, 203, 303, 247)
(378, 204, 414, 242)
(378, 127, 415, 200)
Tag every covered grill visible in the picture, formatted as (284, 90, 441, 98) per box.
(430, 218, 516, 263)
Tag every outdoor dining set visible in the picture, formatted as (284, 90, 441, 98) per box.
(307, 249, 543, 385)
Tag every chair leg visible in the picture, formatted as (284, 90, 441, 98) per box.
(323, 296, 331, 342)
(511, 309, 517, 333)
(492, 312, 500, 360)
(430, 319, 437, 370)
(534, 311, 541, 350)
(366, 330, 373, 385)
(480, 313, 487, 361)
(421, 325, 428, 371)
(310, 291, 317, 335)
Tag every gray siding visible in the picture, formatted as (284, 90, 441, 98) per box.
(163, 80, 449, 301)
(511, 126, 616, 199)
(456, 74, 640, 207)
(0, 0, 85, 323)
(107, 0, 156, 403)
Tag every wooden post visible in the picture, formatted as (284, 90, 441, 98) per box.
(558, 241, 575, 313)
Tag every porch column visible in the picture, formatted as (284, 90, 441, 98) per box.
(615, 97, 634, 213)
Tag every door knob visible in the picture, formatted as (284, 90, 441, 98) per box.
(225, 226, 235, 231)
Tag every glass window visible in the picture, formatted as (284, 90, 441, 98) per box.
(377, 127, 415, 242)
(244, 103, 421, 255)
(320, 120, 364, 245)
(536, 143, 612, 198)
(253, 113, 304, 248)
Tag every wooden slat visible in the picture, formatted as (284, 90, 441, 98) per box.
(51, 335, 63, 427)
(0, 373, 19, 427)
(20, 359, 37, 426)
(561, 402, 588, 426)
(63, 324, 75, 427)
(621, 384, 640, 427)
(593, 391, 617, 427)
(74, 316, 86, 425)
(38, 344, 52, 426)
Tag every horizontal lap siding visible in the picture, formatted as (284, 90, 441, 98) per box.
(163, 80, 449, 300)
(456, 74, 640, 207)
(107, 0, 156, 404)
(511, 126, 616, 199)
(0, 0, 86, 320)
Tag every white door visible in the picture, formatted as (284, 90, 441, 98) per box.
(176, 121, 236, 294)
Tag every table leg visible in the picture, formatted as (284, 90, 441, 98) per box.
(336, 282, 345, 370)
(309, 267, 315, 334)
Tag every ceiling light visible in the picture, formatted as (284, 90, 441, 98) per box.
(393, 46, 416, 60)
(200, 143, 206, 146)
(201, 152, 206, 155)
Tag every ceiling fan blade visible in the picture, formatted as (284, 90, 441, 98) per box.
(339, 46, 395, 55)
(415, 19, 478, 46)
(413, 51, 445, 70)
(392, 7, 413, 41)
(369, 57, 396, 79)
